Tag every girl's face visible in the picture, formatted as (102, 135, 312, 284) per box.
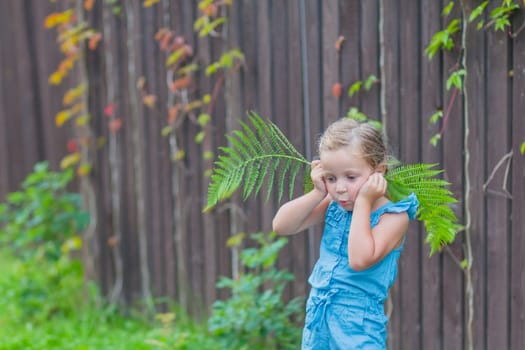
(320, 145, 377, 211)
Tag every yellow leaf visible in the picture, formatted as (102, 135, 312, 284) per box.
(55, 110, 72, 127)
(173, 149, 185, 161)
(77, 163, 91, 176)
(61, 236, 83, 254)
(227, 232, 245, 247)
(60, 152, 81, 169)
(143, 0, 160, 7)
(161, 125, 172, 136)
(44, 10, 74, 29)
(63, 84, 86, 105)
(185, 100, 202, 111)
(71, 102, 86, 114)
(76, 114, 90, 126)
(143, 94, 157, 108)
(48, 71, 63, 85)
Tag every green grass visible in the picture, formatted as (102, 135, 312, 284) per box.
(0, 251, 210, 350)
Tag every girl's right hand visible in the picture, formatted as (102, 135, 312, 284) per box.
(310, 160, 327, 196)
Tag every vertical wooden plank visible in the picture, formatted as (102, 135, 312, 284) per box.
(382, 0, 402, 347)
(13, 1, 43, 170)
(29, 0, 70, 169)
(1, 1, 37, 186)
(510, 8, 525, 350)
(198, 6, 218, 311)
(179, 1, 205, 316)
(463, 1, 487, 348)
(286, 0, 309, 299)
(304, 0, 324, 269)
(398, 0, 422, 349)
(382, 0, 401, 156)
(120, 0, 145, 303)
(167, 0, 188, 306)
(321, 0, 340, 125)
(485, 6, 510, 348)
(140, 4, 165, 301)
(440, 3, 465, 350)
(0, 1, 11, 200)
(269, 0, 291, 301)
(252, 0, 271, 234)
(84, 0, 113, 296)
(420, 1, 443, 349)
(155, 0, 176, 301)
(359, 0, 380, 120)
(340, 0, 360, 116)
(304, 0, 323, 142)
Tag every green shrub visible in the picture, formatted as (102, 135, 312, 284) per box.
(0, 161, 89, 321)
(208, 232, 303, 350)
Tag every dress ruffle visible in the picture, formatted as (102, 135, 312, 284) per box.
(371, 193, 419, 227)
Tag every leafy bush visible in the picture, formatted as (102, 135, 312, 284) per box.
(0, 161, 89, 321)
(208, 232, 304, 350)
(0, 162, 89, 260)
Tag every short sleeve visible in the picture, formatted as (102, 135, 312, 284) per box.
(389, 193, 419, 220)
(370, 193, 419, 226)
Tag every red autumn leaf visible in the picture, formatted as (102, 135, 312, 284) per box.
(104, 103, 114, 117)
(169, 76, 191, 92)
(160, 31, 173, 51)
(88, 32, 102, 51)
(332, 83, 343, 98)
(155, 28, 169, 41)
(202, 4, 218, 17)
(168, 106, 179, 124)
(109, 118, 122, 134)
(84, 0, 95, 11)
(67, 139, 78, 153)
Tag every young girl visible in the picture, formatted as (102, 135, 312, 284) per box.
(272, 118, 418, 349)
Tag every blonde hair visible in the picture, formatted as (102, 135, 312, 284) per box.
(318, 118, 387, 170)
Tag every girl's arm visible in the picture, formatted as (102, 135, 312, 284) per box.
(272, 160, 331, 235)
(348, 173, 409, 270)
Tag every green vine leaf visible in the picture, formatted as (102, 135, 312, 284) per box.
(364, 75, 378, 91)
(205, 113, 460, 255)
(446, 69, 466, 91)
(442, 2, 455, 16)
(348, 81, 363, 97)
(468, 1, 489, 23)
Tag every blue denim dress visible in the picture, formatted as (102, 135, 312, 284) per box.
(302, 194, 419, 350)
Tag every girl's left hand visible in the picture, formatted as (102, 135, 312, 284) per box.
(357, 172, 387, 203)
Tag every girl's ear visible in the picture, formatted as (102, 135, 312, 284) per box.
(376, 163, 387, 174)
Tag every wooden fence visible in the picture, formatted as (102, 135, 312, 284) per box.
(0, 1, 524, 349)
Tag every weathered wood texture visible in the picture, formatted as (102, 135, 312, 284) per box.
(0, 1, 524, 348)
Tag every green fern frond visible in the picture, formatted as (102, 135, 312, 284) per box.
(386, 163, 461, 255)
(204, 112, 310, 212)
(205, 113, 460, 255)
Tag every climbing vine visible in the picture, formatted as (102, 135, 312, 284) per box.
(425, 1, 524, 349)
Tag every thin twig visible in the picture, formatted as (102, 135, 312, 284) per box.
(439, 86, 460, 136)
(511, 20, 525, 38)
(482, 150, 513, 196)
(445, 245, 464, 270)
